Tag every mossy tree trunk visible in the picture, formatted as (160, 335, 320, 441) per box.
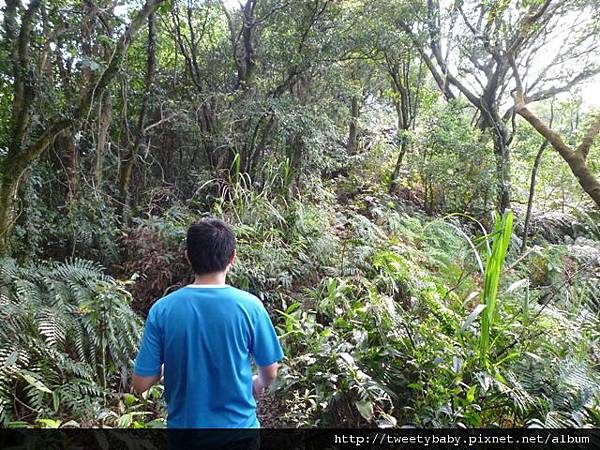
(0, 0, 166, 253)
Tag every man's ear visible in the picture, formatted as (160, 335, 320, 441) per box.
(229, 249, 236, 267)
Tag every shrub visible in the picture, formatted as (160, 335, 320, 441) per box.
(120, 207, 191, 314)
(0, 258, 142, 425)
(276, 206, 600, 427)
(414, 101, 496, 215)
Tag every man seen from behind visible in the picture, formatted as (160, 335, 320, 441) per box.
(132, 218, 283, 429)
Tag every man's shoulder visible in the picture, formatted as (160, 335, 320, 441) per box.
(227, 286, 263, 308)
(147, 287, 188, 315)
(146, 286, 265, 320)
(149, 285, 262, 307)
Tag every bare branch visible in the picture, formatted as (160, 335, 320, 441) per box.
(527, 69, 600, 104)
(514, 96, 572, 161)
(397, 20, 456, 101)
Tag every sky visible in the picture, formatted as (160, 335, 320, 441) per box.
(576, 80, 600, 110)
(435, 0, 600, 113)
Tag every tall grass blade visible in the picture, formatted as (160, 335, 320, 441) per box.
(480, 210, 513, 366)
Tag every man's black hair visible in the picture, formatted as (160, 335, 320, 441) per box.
(186, 218, 236, 275)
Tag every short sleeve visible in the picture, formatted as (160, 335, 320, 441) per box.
(133, 306, 163, 376)
(250, 304, 284, 367)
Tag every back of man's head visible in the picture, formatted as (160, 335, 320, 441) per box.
(186, 218, 236, 275)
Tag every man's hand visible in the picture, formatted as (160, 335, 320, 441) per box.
(252, 363, 279, 401)
(252, 374, 265, 400)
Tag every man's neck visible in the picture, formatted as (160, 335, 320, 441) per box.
(191, 272, 227, 286)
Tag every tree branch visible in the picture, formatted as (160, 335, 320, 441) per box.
(514, 95, 573, 161)
(577, 114, 600, 160)
(397, 20, 456, 101)
(76, 0, 166, 119)
(14, 0, 166, 171)
(527, 68, 600, 104)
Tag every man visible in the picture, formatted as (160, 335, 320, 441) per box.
(132, 218, 283, 430)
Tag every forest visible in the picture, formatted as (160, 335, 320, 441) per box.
(0, 0, 599, 429)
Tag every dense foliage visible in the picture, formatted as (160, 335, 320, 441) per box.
(0, 0, 599, 429)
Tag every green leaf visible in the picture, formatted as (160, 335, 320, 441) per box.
(21, 373, 52, 394)
(7, 421, 33, 428)
(61, 420, 81, 428)
(79, 58, 103, 72)
(52, 392, 60, 412)
(123, 393, 137, 407)
(2, 351, 18, 368)
(355, 399, 373, 420)
(338, 352, 355, 367)
(97, 35, 113, 46)
(466, 385, 476, 403)
(504, 278, 529, 294)
(461, 304, 486, 333)
(117, 413, 132, 428)
(36, 418, 62, 428)
(146, 419, 167, 429)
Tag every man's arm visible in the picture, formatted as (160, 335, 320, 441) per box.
(132, 306, 163, 395)
(250, 303, 284, 400)
(132, 365, 163, 394)
(252, 363, 279, 400)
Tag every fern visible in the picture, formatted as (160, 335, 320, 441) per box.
(0, 257, 142, 425)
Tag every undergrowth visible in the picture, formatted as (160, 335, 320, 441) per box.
(1, 174, 599, 428)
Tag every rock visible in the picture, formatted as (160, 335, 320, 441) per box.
(567, 242, 600, 267)
(532, 211, 578, 243)
(574, 236, 599, 247)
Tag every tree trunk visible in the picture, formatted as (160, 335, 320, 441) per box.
(347, 96, 359, 153)
(118, 12, 156, 211)
(94, 92, 113, 185)
(521, 140, 547, 252)
(56, 131, 79, 205)
(0, 168, 22, 250)
(492, 129, 512, 212)
(521, 104, 554, 252)
(556, 151, 600, 206)
(389, 134, 409, 194)
(0, 0, 165, 253)
(477, 100, 512, 212)
(286, 132, 304, 198)
(0, 120, 72, 251)
(515, 93, 600, 207)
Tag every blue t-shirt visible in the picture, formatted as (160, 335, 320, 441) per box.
(133, 284, 284, 428)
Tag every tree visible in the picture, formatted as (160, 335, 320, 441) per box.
(163, 0, 347, 188)
(0, 0, 166, 252)
(397, 0, 600, 211)
(513, 82, 600, 207)
(521, 100, 554, 252)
